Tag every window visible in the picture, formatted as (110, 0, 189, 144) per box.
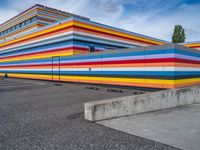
(21, 22, 25, 27)
(31, 16, 37, 22)
(16, 24, 20, 29)
(89, 46, 95, 52)
(26, 19, 30, 25)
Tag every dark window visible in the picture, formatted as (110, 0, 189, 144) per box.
(32, 16, 37, 22)
(89, 46, 95, 52)
(26, 19, 30, 25)
(30, 17, 36, 23)
(16, 24, 20, 29)
(21, 22, 25, 27)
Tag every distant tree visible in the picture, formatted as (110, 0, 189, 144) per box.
(172, 25, 186, 43)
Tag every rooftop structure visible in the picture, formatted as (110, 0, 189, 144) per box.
(0, 4, 89, 42)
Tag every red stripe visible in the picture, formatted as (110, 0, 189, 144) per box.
(0, 47, 72, 60)
(73, 25, 157, 46)
(1, 58, 200, 68)
(189, 46, 200, 49)
(61, 58, 174, 66)
(1, 22, 161, 49)
(0, 46, 102, 60)
(0, 46, 83, 60)
(0, 26, 73, 49)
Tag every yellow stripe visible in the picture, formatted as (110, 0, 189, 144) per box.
(6, 73, 196, 85)
(6, 73, 200, 89)
(185, 43, 200, 47)
(0, 73, 5, 76)
(0, 19, 164, 48)
(73, 21, 164, 45)
(5, 73, 200, 85)
(0, 51, 73, 63)
(174, 78, 200, 84)
(0, 21, 73, 48)
(8, 73, 51, 80)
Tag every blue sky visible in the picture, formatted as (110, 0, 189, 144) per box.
(0, 0, 200, 42)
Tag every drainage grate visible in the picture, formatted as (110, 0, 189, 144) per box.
(107, 89, 123, 93)
(86, 86, 99, 90)
(54, 83, 62, 86)
(133, 91, 144, 94)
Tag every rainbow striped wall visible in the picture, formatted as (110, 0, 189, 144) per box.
(0, 17, 166, 68)
(1, 17, 199, 89)
(1, 44, 200, 89)
(0, 17, 166, 56)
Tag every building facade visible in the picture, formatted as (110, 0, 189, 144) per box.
(0, 5, 199, 89)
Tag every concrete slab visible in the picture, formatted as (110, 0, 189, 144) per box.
(85, 85, 200, 121)
(98, 103, 200, 150)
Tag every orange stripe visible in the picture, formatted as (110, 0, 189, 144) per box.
(0, 26, 73, 50)
(74, 28, 153, 46)
(174, 81, 200, 88)
(0, 20, 74, 49)
(74, 20, 164, 45)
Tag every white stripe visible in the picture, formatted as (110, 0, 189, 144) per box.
(73, 31, 146, 46)
(1, 67, 200, 72)
(61, 53, 175, 64)
(0, 31, 73, 51)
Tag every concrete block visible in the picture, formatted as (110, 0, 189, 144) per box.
(84, 85, 200, 121)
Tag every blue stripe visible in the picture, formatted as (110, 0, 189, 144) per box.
(1, 70, 200, 76)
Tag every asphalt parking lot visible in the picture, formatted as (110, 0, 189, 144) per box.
(0, 78, 179, 150)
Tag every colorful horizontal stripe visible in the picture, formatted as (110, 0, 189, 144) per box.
(0, 14, 199, 89)
(1, 41, 200, 89)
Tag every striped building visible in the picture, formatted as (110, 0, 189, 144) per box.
(0, 4, 89, 42)
(0, 4, 200, 89)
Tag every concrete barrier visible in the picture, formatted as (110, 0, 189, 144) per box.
(84, 85, 200, 121)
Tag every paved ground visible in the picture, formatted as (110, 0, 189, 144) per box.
(99, 103, 200, 150)
(0, 78, 179, 150)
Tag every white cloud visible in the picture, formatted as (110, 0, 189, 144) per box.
(0, 9, 18, 24)
(1, 0, 200, 42)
